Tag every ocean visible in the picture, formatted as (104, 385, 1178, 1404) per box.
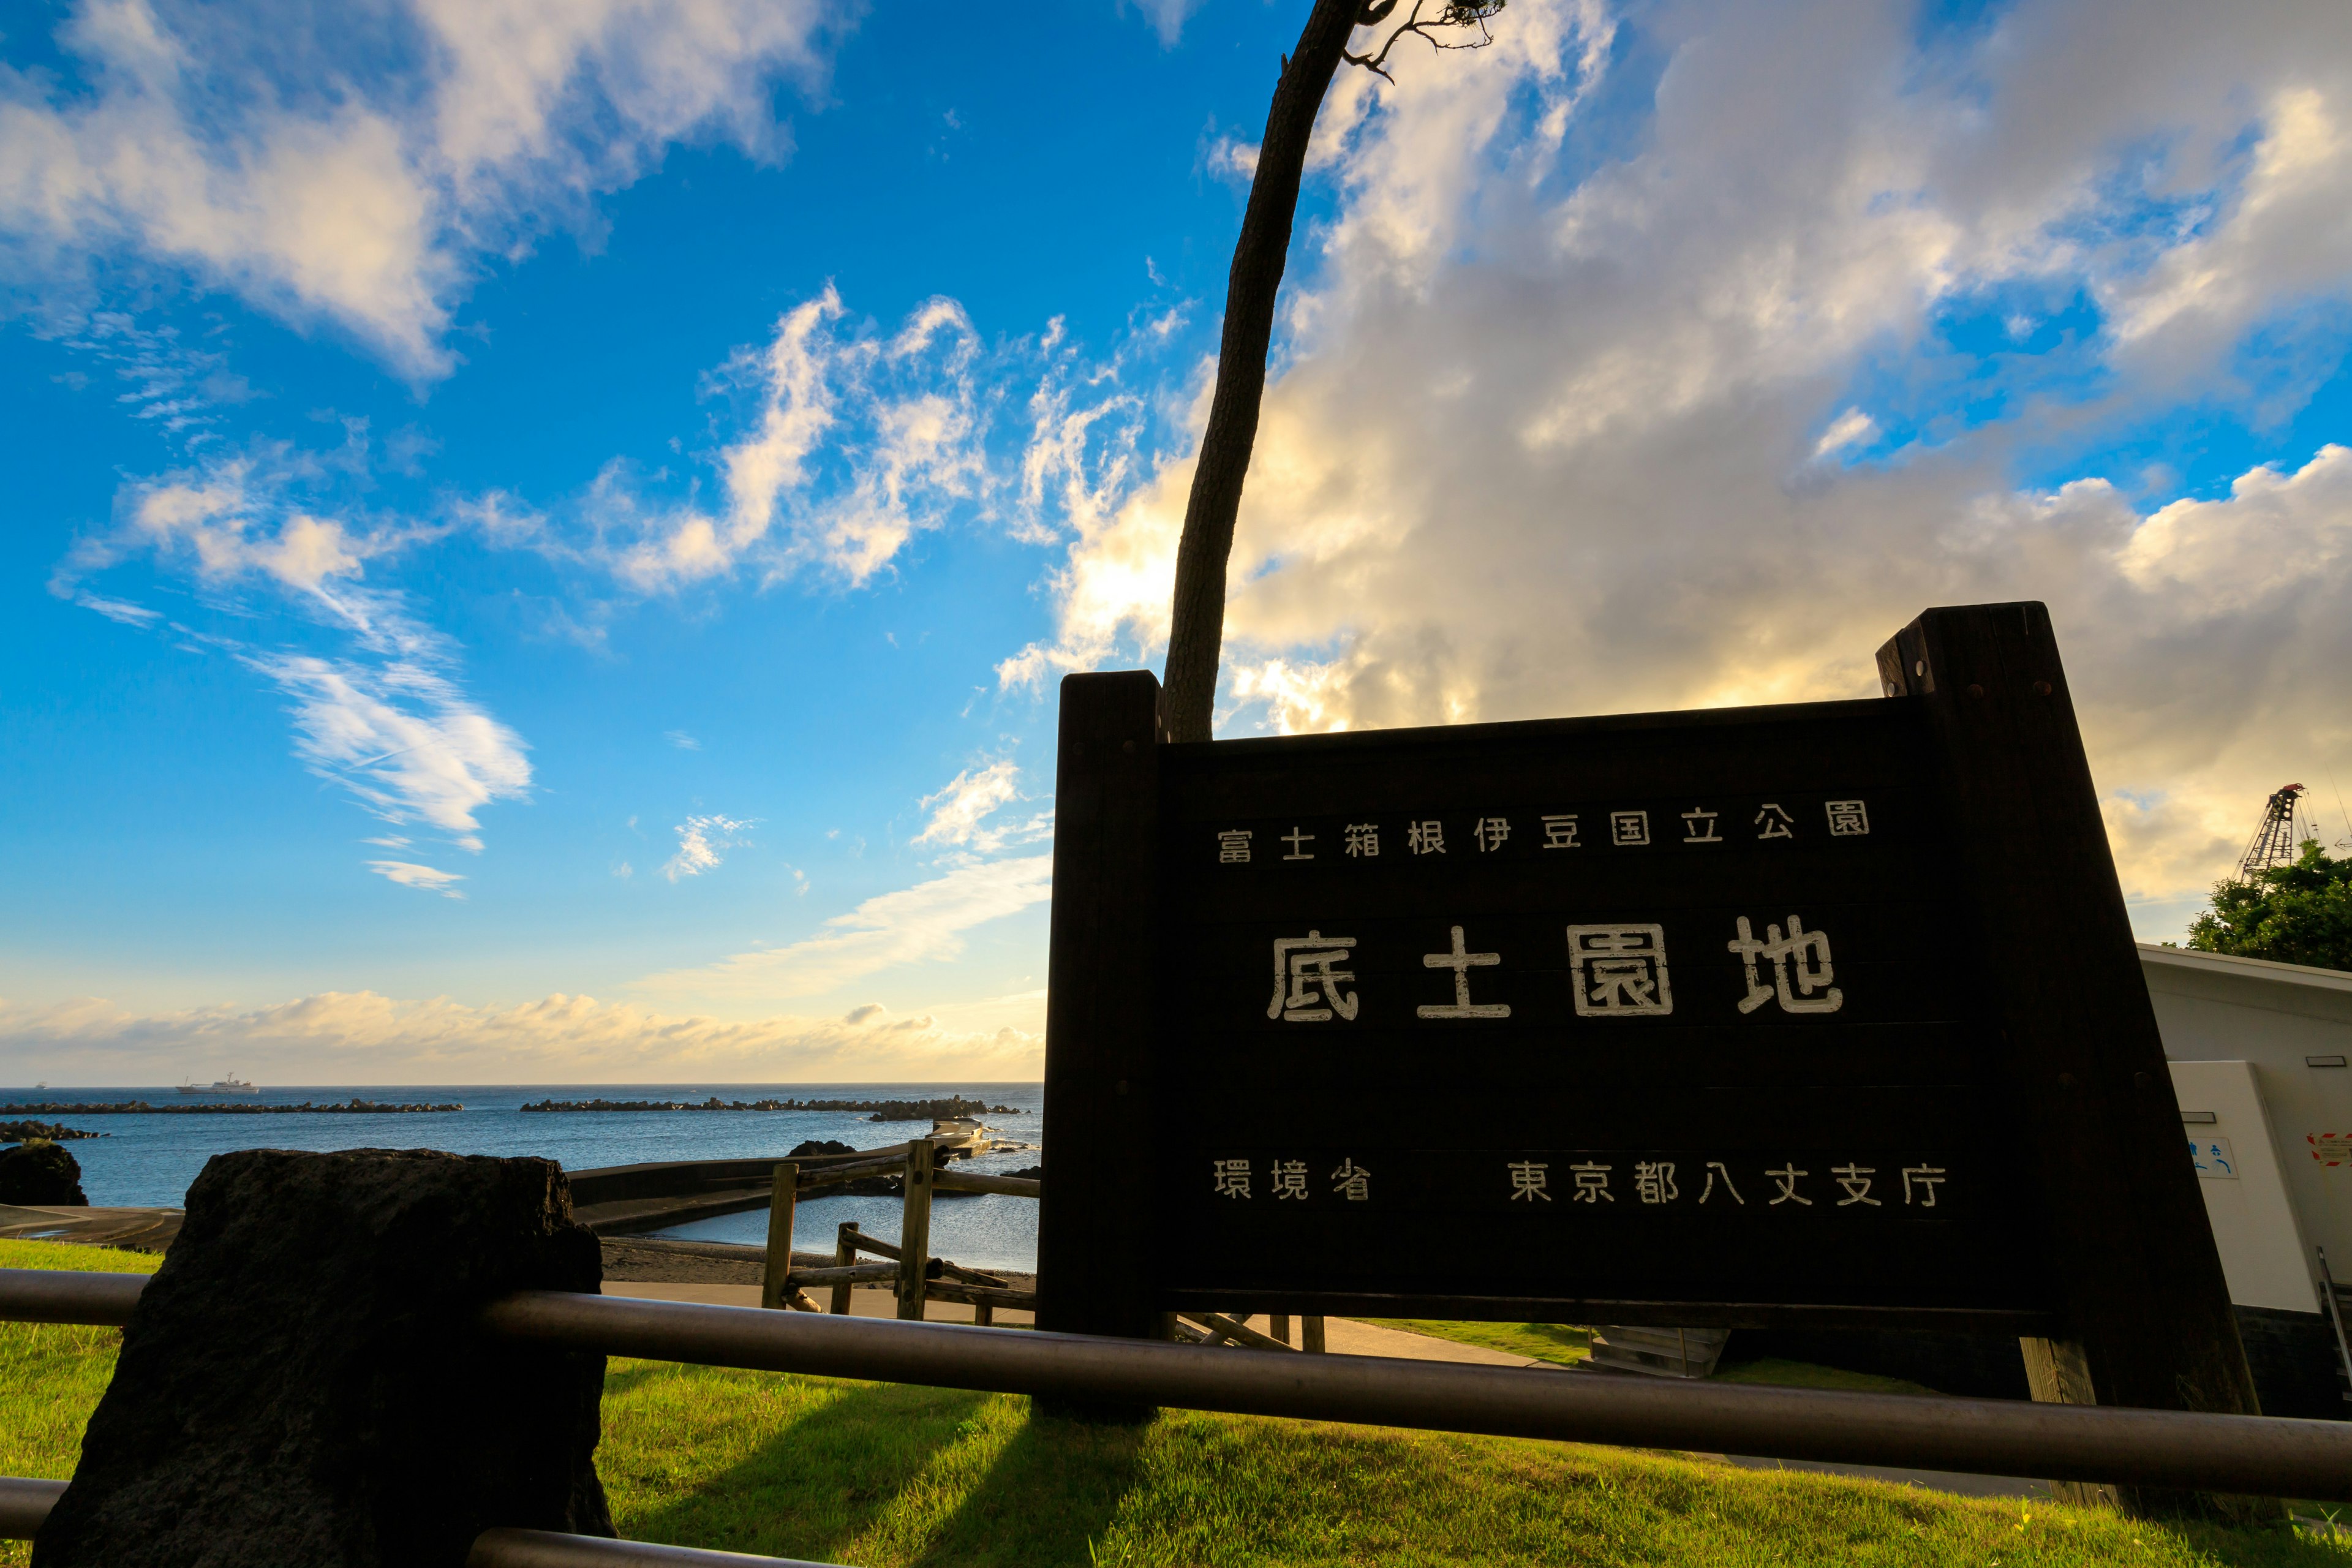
(0, 1083, 1047, 1275)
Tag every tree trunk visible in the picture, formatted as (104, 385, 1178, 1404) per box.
(1159, 0, 1363, 743)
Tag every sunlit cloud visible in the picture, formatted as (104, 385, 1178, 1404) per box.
(0, 0, 848, 377)
(0, 990, 1042, 1083)
(634, 853, 1053, 1001)
(366, 860, 467, 899)
(662, 813, 754, 881)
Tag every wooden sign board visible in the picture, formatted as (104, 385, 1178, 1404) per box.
(1038, 603, 2258, 1420)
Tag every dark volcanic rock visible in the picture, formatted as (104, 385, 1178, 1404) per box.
(786, 1139, 857, 1158)
(0, 1140, 87, 1205)
(34, 1148, 611, 1568)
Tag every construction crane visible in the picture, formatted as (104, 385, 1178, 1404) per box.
(2239, 783, 2310, 877)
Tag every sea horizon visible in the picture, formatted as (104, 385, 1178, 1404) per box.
(1, 1081, 1047, 1274)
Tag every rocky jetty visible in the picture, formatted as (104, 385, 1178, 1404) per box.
(0, 1099, 462, 1115)
(520, 1095, 1017, 1118)
(0, 1118, 102, 1142)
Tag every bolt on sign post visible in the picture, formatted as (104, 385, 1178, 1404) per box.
(1036, 601, 2261, 1506)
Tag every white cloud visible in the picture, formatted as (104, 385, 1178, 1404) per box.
(603, 289, 992, 592)
(0, 0, 846, 377)
(0, 989, 1041, 1083)
(662, 813, 753, 881)
(914, 761, 1032, 851)
(58, 446, 534, 867)
(1812, 407, 1878, 459)
(635, 853, 1053, 1001)
(367, 860, 467, 898)
(72, 592, 158, 624)
(664, 729, 701, 750)
(1001, 0, 2352, 936)
(252, 654, 532, 853)
(1205, 136, 1259, 184)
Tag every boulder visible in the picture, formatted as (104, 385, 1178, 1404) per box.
(786, 1139, 856, 1158)
(0, 1139, 87, 1205)
(34, 1148, 611, 1568)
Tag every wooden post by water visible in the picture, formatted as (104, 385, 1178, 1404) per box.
(1879, 602, 2264, 1516)
(758, 1161, 799, 1311)
(829, 1223, 858, 1315)
(897, 1140, 934, 1321)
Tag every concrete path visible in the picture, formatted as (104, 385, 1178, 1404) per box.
(0, 1204, 180, 1251)
(603, 1283, 1576, 1368)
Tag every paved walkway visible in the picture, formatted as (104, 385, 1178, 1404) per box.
(600, 1281, 1545, 1366)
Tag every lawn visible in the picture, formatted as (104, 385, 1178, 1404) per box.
(3, 1240, 2346, 1567)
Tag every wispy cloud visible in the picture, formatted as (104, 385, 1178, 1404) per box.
(252, 654, 531, 854)
(912, 761, 1052, 858)
(664, 729, 701, 750)
(56, 444, 533, 870)
(634, 853, 1053, 1001)
(662, 813, 754, 881)
(366, 860, 466, 898)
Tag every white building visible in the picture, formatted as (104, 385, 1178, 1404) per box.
(2144, 944, 2352, 1417)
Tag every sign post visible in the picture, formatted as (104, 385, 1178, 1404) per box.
(1036, 602, 2260, 1504)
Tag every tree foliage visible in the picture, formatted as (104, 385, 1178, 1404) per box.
(2185, 840, 2352, 973)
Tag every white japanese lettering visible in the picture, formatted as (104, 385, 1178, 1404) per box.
(1767, 1163, 1812, 1205)
(1269, 932, 1360, 1023)
(1728, 915, 1845, 1015)
(1565, 924, 1674, 1017)
(1419, 925, 1510, 1019)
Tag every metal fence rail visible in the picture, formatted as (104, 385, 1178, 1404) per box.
(8, 1267, 2352, 1504)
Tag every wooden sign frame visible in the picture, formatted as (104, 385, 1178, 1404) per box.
(1036, 602, 2258, 1424)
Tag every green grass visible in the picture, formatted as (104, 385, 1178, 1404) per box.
(1363, 1318, 1594, 1366)
(4, 1242, 2348, 1566)
(0, 1240, 162, 1567)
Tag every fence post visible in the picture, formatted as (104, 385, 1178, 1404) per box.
(830, 1223, 859, 1315)
(1271, 1314, 1291, 1348)
(897, 1140, 934, 1322)
(1302, 1316, 1327, 1354)
(759, 1161, 799, 1311)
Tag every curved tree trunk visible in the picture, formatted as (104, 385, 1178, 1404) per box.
(1159, 0, 1362, 743)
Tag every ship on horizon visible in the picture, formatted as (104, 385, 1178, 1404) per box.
(176, 1075, 258, 1095)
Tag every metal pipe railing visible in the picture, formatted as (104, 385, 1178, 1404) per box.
(9, 1268, 2352, 1501)
(0, 1477, 63, 1539)
(0, 1476, 835, 1564)
(481, 1290, 2352, 1500)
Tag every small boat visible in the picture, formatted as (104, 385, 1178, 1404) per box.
(176, 1076, 259, 1095)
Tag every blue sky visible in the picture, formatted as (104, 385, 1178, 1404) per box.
(4, 0, 2351, 1082)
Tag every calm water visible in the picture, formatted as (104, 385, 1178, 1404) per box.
(0, 1083, 1046, 1273)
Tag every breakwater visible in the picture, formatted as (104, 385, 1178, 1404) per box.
(519, 1095, 1016, 1120)
(0, 1099, 462, 1115)
(0, 1120, 104, 1142)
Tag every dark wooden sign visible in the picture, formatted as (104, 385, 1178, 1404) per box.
(1038, 603, 2260, 1424)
